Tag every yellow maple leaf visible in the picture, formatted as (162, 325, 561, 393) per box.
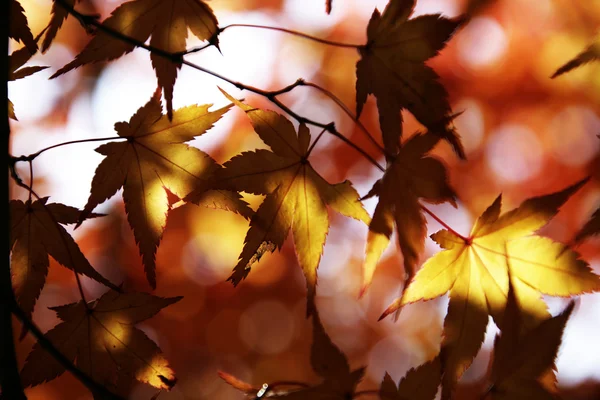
(484, 276, 574, 400)
(20, 291, 180, 396)
(361, 132, 456, 297)
(79, 89, 252, 288)
(209, 88, 370, 313)
(50, 0, 218, 117)
(356, 0, 465, 158)
(379, 356, 442, 400)
(10, 198, 119, 321)
(382, 179, 600, 397)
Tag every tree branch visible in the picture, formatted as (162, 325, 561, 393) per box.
(2, 0, 27, 397)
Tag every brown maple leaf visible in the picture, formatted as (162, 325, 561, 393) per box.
(20, 291, 180, 397)
(573, 206, 600, 245)
(78, 89, 252, 288)
(10, 198, 119, 321)
(40, 0, 82, 53)
(379, 356, 442, 400)
(361, 132, 456, 297)
(552, 38, 600, 78)
(356, 0, 465, 158)
(50, 0, 219, 118)
(207, 89, 370, 314)
(9, 0, 37, 53)
(484, 276, 574, 400)
(8, 38, 48, 120)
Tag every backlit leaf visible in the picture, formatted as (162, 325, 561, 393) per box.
(20, 291, 181, 396)
(361, 132, 456, 297)
(382, 179, 599, 397)
(9, 198, 119, 321)
(9, 0, 37, 53)
(485, 276, 574, 399)
(356, 0, 465, 158)
(51, 0, 219, 118)
(551, 39, 600, 78)
(380, 356, 441, 400)
(79, 89, 251, 288)
(209, 88, 370, 314)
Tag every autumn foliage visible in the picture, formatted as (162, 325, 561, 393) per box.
(6, 0, 600, 399)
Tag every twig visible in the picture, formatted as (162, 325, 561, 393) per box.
(219, 24, 362, 49)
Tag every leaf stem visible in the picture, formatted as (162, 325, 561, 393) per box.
(420, 204, 469, 242)
(219, 24, 362, 49)
(306, 126, 329, 157)
(301, 81, 387, 156)
(9, 136, 121, 164)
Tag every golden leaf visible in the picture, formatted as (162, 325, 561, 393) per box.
(209, 88, 370, 314)
(79, 89, 251, 288)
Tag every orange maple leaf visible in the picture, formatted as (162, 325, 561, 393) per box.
(209, 88, 370, 314)
(385, 179, 600, 398)
(361, 132, 456, 297)
(79, 90, 252, 288)
(356, 0, 465, 158)
(10, 198, 119, 321)
(50, 0, 219, 118)
(20, 291, 180, 397)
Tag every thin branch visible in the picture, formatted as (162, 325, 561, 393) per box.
(306, 126, 329, 157)
(421, 204, 469, 242)
(3, 0, 26, 397)
(219, 24, 362, 49)
(302, 81, 387, 156)
(53, 0, 384, 172)
(9, 136, 122, 163)
(10, 301, 124, 400)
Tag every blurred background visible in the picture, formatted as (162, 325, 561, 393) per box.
(8, 0, 600, 399)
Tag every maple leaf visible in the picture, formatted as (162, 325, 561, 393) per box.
(79, 89, 252, 288)
(40, 0, 82, 53)
(20, 291, 180, 397)
(209, 89, 370, 314)
(551, 39, 600, 78)
(382, 179, 600, 398)
(484, 276, 574, 400)
(361, 132, 456, 297)
(51, 0, 219, 118)
(8, 40, 48, 120)
(573, 206, 600, 245)
(9, 198, 119, 322)
(221, 311, 365, 399)
(9, 0, 37, 53)
(356, 0, 465, 158)
(379, 356, 442, 400)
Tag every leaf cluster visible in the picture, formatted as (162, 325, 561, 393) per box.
(7, 0, 600, 399)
